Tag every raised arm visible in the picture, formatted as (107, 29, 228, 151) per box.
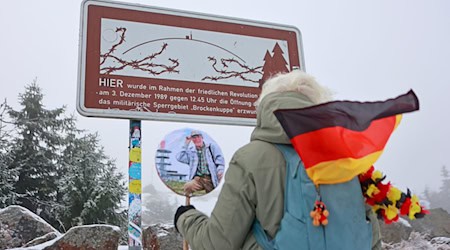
(176, 137, 193, 165)
(176, 153, 257, 250)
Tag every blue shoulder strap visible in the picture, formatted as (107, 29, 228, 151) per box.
(252, 219, 274, 250)
(252, 144, 299, 250)
(274, 144, 301, 213)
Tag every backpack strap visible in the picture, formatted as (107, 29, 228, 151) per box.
(252, 219, 274, 250)
(272, 144, 301, 213)
(252, 143, 299, 250)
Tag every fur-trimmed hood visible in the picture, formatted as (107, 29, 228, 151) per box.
(250, 91, 315, 144)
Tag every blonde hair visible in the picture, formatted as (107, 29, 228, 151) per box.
(255, 70, 333, 106)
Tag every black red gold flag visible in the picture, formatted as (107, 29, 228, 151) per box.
(274, 90, 419, 185)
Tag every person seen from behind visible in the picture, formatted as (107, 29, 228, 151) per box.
(174, 70, 382, 250)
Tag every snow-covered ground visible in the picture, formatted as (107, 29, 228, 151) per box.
(382, 232, 450, 250)
(10, 235, 450, 250)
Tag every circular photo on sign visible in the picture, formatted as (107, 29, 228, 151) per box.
(155, 128, 225, 196)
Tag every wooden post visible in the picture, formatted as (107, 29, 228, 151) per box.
(183, 195, 191, 250)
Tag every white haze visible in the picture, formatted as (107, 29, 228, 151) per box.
(1, 0, 449, 216)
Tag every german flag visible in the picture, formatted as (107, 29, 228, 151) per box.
(274, 90, 419, 185)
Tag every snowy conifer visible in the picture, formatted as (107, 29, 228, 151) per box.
(423, 165, 450, 213)
(6, 81, 75, 224)
(439, 165, 450, 212)
(4, 81, 126, 232)
(142, 183, 177, 225)
(59, 132, 126, 229)
(0, 100, 16, 207)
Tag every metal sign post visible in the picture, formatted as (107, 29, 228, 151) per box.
(128, 120, 142, 248)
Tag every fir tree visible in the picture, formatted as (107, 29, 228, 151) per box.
(142, 183, 177, 225)
(6, 81, 75, 223)
(422, 165, 450, 213)
(59, 132, 126, 229)
(4, 80, 126, 231)
(440, 165, 449, 192)
(439, 165, 450, 212)
(423, 186, 432, 201)
(0, 100, 16, 207)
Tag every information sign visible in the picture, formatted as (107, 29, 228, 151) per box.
(78, 0, 305, 125)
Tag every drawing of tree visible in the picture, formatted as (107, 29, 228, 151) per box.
(271, 42, 289, 74)
(259, 50, 273, 88)
(259, 42, 290, 88)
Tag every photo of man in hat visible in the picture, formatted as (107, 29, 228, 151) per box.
(176, 130, 225, 194)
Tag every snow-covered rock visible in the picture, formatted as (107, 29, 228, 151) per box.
(41, 224, 121, 250)
(0, 205, 60, 250)
(380, 208, 450, 244)
(142, 223, 183, 250)
(7, 225, 121, 250)
(382, 232, 450, 250)
(22, 232, 59, 248)
(410, 208, 450, 238)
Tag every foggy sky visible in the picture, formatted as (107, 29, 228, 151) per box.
(1, 0, 449, 213)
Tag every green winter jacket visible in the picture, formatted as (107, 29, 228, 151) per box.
(177, 92, 382, 250)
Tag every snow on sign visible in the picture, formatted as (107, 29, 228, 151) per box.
(77, 0, 305, 126)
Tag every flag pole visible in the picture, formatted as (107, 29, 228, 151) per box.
(183, 194, 191, 250)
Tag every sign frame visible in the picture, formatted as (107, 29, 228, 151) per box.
(77, 0, 305, 126)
